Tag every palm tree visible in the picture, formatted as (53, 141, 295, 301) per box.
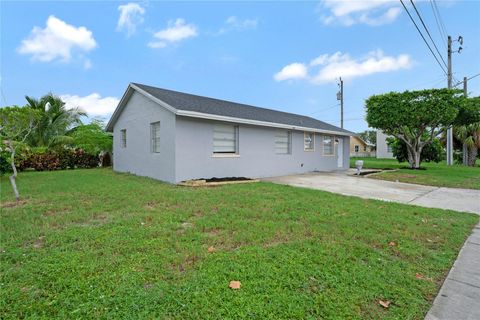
(454, 122, 480, 166)
(25, 93, 87, 147)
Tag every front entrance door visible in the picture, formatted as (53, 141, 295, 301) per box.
(337, 138, 343, 168)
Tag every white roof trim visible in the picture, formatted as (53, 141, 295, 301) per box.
(176, 110, 351, 136)
(106, 83, 351, 136)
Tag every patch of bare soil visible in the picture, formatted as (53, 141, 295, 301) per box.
(1, 200, 27, 208)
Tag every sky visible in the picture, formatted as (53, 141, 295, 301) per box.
(1, 0, 479, 133)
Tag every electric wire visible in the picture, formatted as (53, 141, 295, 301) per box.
(399, 0, 447, 75)
(410, 0, 448, 69)
(429, 0, 447, 50)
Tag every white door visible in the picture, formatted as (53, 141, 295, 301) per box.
(337, 138, 343, 168)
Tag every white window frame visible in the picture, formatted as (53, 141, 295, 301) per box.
(150, 121, 161, 153)
(120, 129, 127, 148)
(354, 145, 359, 153)
(304, 132, 315, 151)
(275, 130, 292, 155)
(387, 144, 393, 153)
(323, 135, 334, 156)
(212, 124, 239, 156)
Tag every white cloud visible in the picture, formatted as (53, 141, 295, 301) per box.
(274, 50, 413, 84)
(148, 18, 197, 48)
(273, 63, 308, 81)
(217, 16, 258, 34)
(60, 93, 119, 118)
(18, 15, 97, 62)
(117, 3, 145, 37)
(319, 0, 402, 26)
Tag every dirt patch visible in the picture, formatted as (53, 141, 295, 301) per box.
(179, 178, 259, 187)
(1, 200, 27, 208)
(33, 236, 45, 249)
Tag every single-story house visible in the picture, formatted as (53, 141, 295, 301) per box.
(350, 136, 376, 157)
(106, 83, 354, 183)
(376, 130, 395, 159)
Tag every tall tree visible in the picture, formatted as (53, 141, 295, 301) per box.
(0, 106, 39, 200)
(357, 130, 376, 146)
(69, 120, 113, 155)
(25, 93, 86, 147)
(366, 89, 462, 169)
(453, 96, 480, 166)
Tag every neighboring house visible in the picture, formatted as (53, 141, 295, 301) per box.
(376, 130, 395, 159)
(350, 136, 376, 157)
(106, 83, 353, 183)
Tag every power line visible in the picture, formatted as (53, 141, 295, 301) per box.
(453, 73, 480, 88)
(429, 0, 447, 50)
(432, 0, 448, 40)
(308, 103, 339, 116)
(399, 0, 447, 75)
(410, 0, 447, 69)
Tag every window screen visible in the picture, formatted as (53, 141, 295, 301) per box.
(121, 129, 126, 148)
(213, 124, 237, 153)
(150, 122, 160, 153)
(323, 135, 334, 155)
(275, 130, 291, 154)
(304, 132, 314, 151)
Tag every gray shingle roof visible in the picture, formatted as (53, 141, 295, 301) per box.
(128, 83, 353, 135)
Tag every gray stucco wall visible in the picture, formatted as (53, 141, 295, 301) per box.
(112, 91, 177, 183)
(175, 116, 350, 183)
(376, 130, 394, 159)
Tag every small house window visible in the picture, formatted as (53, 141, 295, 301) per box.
(354, 145, 359, 153)
(304, 132, 314, 151)
(275, 130, 292, 154)
(387, 145, 393, 153)
(323, 135, 334, 155)
(213, 124, 238, 154)
(120, 129, 126, 148)
(150, 122, 161, 153)
(364, 145, 367, 152)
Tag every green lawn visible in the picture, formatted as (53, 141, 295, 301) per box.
(350, 157, 480, 190)
(1, 169, 478, 319)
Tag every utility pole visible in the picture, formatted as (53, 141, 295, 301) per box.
(446, 35, 463, 165)
(446, 35, 453, 165)
(337, 77, 344, 129)
(462, 76, 468, 165)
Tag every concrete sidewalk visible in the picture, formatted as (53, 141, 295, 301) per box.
(425, 224, 480, 320)
(262, 172, 480, 214)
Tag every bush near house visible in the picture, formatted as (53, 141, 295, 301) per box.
(0, 147, 100, 173)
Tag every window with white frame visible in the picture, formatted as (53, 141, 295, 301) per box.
(150, 122, 161, 153)
(304, 132, 314, 151)
(387, 144, 393, 153)
(323, 135, 334, 155)
(213, 124, 238, 154)
(120, 129, 127, 148)
(354, 145, 359, 153)
(275, 130, 292, 154)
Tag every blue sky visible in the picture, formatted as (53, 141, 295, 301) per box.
(1, 0, 479, 132)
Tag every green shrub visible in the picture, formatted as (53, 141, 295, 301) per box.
(387, 137, 444, 165)
(23, 148, 99, 171)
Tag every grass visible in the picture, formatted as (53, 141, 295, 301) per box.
(351, 157, 480, 190)
(1, 169, 478, 319)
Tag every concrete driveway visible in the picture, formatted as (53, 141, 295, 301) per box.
(263, 171, 480, 214)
